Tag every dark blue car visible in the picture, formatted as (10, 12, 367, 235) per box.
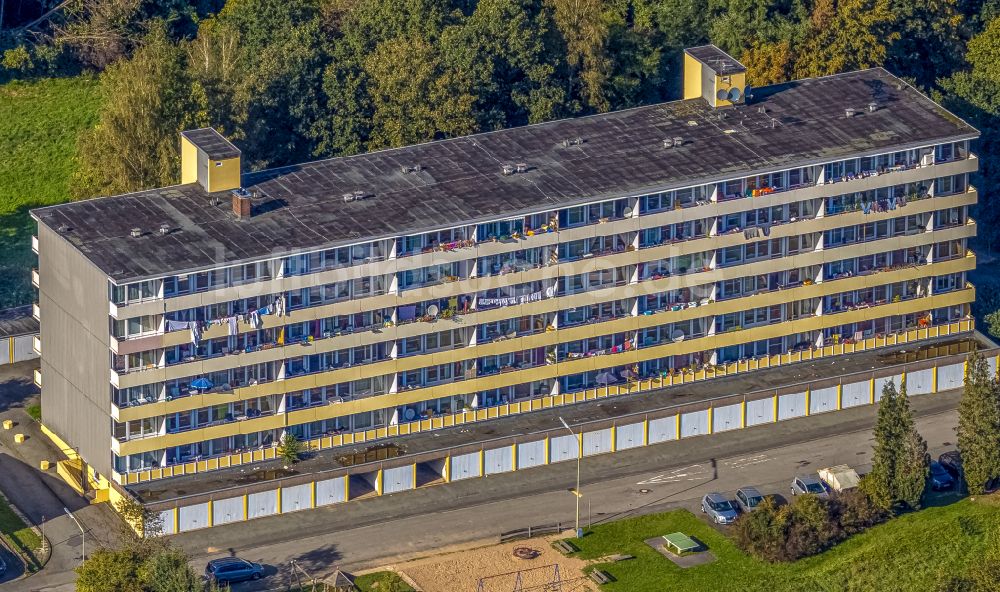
(205, 557, 264, 585)
(930, 461, 954, 490)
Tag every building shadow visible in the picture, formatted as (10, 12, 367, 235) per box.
(0, 361, 39, 414)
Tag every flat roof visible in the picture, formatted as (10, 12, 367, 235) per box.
(0, 306, 38, 339)
(685, 45, 746, 75)
(180, 128, 241, 160)
(33, 68, 977, 283)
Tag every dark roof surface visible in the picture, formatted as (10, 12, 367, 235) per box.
(0, 306, 38, 338)
(686, 45, 747, 75)
(33, 68, 977, 283)
(180, 128, 241, 160)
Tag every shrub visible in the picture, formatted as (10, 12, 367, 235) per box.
(733, 490, 888, 562)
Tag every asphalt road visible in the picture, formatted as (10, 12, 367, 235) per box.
(166, 390, 966, 592)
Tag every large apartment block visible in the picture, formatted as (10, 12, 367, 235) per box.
(32, 47, 979, 489)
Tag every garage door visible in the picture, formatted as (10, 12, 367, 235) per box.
(212, 496, 243, 526)
(316, 476, 346, 506)
(809, 387, 838, 414)
(383, 465, 414, 494)
(937, 363, 964, 391)
(550, 434, 579, 462)
(281, 483, 312, 512)
(875, 374, 903, 401)
(745, 398, 774, 426)
(517, 440, 546, 469)
(178, 503, 209, 532)
(485, 447, 514, 474)
(712, 404, 741, 432)
(583, 429, 612, 456)
(680, 410, 709, 437)
(248, 490, 278, 519)
(841, 380, 870, 408)
(615, 422, 644, 450)
(778, 392, 806, 420)
(648, 416, 677, 443)
(907, 369, 934, 395)
(451, 452, 481, 481)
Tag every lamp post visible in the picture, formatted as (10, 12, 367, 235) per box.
(559, 417, 583, 538)
(63, 507, 85, 565)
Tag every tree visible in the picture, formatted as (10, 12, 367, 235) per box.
(938, 18, 1000, 254)
(277, 432, 304, 464)
(792, 0, 899, 79)
(76, 539, 222, 592)
(363, 33, 477, 149)
(957, 350, 1000, 494)
(70, 26, 206, 198)
(114, 497, 163, 539)
(860, 379, 929, 511)
(547, 0, 612, 111)
(76, 546, 146, 592)
(897, 422, 931, 509)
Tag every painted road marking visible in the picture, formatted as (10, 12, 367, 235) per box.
(722, 454, 770, 469)
(636, 464, 709, 485)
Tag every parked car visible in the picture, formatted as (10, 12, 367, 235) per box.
(938, 451, 1000, 491)
(205, 558, 264, 585)
(0, 554, 6, 577)
(790, 474, 829, 498)
(929, 460, 955, 490)
(701, 492, 739, 524)
(735, 486, 766, 512)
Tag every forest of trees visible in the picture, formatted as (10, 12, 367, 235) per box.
(2, 0, 1000, 249)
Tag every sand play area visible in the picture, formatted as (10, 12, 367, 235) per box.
(379, 536, 596, 592)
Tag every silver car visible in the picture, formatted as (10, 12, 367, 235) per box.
(790, 474, 829, 498)
(701, 492, 739, 524)
(735, 486, 766, 512)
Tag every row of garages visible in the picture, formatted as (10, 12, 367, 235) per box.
(154, 359, 973, 534)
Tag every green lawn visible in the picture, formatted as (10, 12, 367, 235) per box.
(353, 571, 415, 591)
(0, 75, 101, 308)
(571, 496, 1000, 592)
(0, 495, 42, 570)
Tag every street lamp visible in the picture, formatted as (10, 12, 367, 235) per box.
(558, 417, 583, 538)
(63, 507, 85, 564)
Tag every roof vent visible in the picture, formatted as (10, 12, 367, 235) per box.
(867, 102, 878, 112)
(400, 164, 423, 174)
(501, 164, 515, 176)
(130, 227, 142, 238)
(758, 106, 767, 115)
(343, 191, 370, 203)
(560, 137, 585, 147)
(515, 163, 529, 173)
(672, 137, 684, 147)
(845, 108, 857, 117)
(159, 223, 171, 235)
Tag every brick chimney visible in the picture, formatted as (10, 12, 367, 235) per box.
(232, 191, 251, 220)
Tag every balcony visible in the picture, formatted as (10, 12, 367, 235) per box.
(33, 369, 41, 388)
(31, 268, 39, 288)
(31, 235, 38, 254)
(32, 336, 40, 355)
(32, 303, 39, 321)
